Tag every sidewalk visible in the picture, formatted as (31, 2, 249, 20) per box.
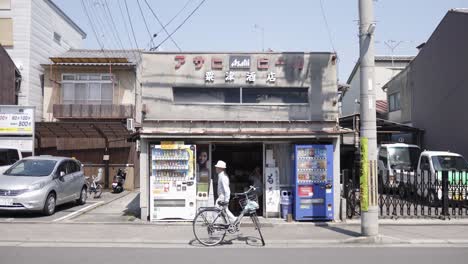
(1, 221, 467, 248)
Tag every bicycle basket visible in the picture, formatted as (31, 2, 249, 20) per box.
(239, 192, 259, 212)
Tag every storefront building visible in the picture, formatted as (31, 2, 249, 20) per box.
(136, 52, 342, 221)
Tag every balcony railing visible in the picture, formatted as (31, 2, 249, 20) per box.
(53, 104, 134, 119)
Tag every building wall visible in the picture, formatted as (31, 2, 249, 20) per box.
(141, 52, 338, 123)
(0, 46, 17, 104)
(385, 11, 468, 158)
(0, 0, 84, 120)
(342, 60, 410, 117)
(42, 66, 136, 121)
(0, 0, 31, 106)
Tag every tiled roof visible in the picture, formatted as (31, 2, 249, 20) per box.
(375, 55, 415, 62)
(52, 49, 141, 64)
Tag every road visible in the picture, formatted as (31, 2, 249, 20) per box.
(0, 247, 467, 264)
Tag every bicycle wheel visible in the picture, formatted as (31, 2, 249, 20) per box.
(250, 213, 265, 246)
(94, 184, 103, 199)
(193, 209, 227, 246)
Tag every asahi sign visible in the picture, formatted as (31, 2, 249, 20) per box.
(229, 55, 251, 70)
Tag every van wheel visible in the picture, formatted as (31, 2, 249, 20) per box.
(43, 193, 56, 216)
(76, 186, 87, 205)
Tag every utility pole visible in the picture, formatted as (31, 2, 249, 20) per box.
(358, 0, 379, 236)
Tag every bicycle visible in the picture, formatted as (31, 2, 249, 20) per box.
(85, 175, 103, 199)
(192, 186, 265, 246)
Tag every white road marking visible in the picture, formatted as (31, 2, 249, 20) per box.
(53, 202, 104, 222)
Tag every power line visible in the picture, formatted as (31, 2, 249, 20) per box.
(124, 0, 140, 50)
(143, 0, 182, 51)
(319, 0, 336, 53)
(102, 0, 126, 50)
(152, 0, 207, 50)
(86, 0, 115, 49)
(117, 0, 136, 50)
(81, 0, 105, 50)
(136, 0, 156, 49)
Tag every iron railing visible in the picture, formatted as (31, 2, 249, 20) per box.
(345, 169, 468, 219)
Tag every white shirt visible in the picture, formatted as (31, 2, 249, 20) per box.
(217, 171, 231, 203)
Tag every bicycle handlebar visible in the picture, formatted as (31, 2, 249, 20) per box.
(234, 186, 257, 197)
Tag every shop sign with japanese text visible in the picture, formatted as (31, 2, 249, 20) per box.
(0, 107, 34, 135)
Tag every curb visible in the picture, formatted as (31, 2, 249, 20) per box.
(1, 238, 468, 248)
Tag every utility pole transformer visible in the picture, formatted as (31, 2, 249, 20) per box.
(358, 0, 379, 236)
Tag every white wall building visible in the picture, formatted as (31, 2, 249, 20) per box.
(0, 0, 86, 119)
(341, 56, 413, 117)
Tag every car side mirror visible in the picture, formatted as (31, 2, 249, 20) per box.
(60, 171, 65, 177)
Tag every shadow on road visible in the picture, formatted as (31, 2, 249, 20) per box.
(319, 226, 361, 237)
(188, 234, 264, 247)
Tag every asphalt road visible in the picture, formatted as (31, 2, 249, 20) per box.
(1, 247, 467, 264)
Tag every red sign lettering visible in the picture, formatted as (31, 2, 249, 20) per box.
(174, 55, 186, 69)
(211, 57, 223, 70)
(257, 58, 269, 70)
(193, 56, 205, 70)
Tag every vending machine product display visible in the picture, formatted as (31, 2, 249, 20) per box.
(294, 144, 334, 221)
(150, 143, 197, 221)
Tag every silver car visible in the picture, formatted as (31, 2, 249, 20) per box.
(0, 156, 87, 215)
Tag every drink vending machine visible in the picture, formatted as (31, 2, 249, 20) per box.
(150, 143, 197, 221)
(293, 144, 334, 221)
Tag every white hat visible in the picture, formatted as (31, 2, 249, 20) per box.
(214, 160, 226, 169)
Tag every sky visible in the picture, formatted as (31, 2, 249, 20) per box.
(54, 0, 467, 82)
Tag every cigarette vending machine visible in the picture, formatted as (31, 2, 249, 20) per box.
(150, 143, 197, 221)
(294, 144, 334, 221)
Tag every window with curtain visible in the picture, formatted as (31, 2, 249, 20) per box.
(61, 74, 114, 104)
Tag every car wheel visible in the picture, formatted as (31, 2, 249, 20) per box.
(43, 193, 56, 216)
(76, 186, 87, 205)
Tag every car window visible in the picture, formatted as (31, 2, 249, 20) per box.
(67, 160, 80, 174)
(57, 162, 67, 176)
(4, 159, 57, 177)
(432, 156, 468, 171)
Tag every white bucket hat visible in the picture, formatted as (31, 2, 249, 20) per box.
(214, 160, 227, 169)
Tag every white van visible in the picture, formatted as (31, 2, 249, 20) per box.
(378, 143, 421, 190)
(0, 147, 22, 174)
(416, 151, 468, 204)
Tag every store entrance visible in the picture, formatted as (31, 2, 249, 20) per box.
(211, 143, 263, 216)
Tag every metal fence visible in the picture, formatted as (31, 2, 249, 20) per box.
(344, 169, 468, 219)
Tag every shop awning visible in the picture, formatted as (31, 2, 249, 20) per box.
(36, 121, 131, 139)
(130, 119, 346, 140)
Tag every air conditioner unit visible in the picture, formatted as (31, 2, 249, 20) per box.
(126, 118, 134, 131)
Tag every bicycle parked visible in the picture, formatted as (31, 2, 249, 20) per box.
(85, 174, 103, 199)
(192, 186, 265, 246)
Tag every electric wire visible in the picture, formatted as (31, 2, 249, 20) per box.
(117, 0, 136, 50)
(319, 0, 336, 53)
(136, 0, 156, 49)
(143, 0, 182, 51)
(152, 0, 207, 50)
(101, 0, 126, 50)
(80, 0, 105, 50)
(86, 0, 115, 49)
(124, 0, 141, 50)
(148, 0, 193, 50)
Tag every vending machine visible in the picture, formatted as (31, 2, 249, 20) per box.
(293, 144, 334, 221)
(150, 143, 197, 221)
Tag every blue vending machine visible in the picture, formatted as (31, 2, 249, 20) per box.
(294, 144, 334, 221)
